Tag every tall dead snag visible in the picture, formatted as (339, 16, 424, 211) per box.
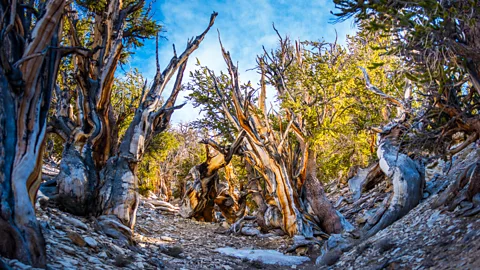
(97, 13, 218, 234)
(205, 38, 343, 237)
(180, 131, 245, 221)
(0, 0, 66, 266)
(359, 68, 425, 237)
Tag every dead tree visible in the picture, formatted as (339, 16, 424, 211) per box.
(0, 0, 66, 266)
(180, 131, 245, 221)
(51, 7, 217, 239)
(359, 67, 425, 237)
(202, 37, 343, 237)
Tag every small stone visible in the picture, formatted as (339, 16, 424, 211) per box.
(67, 231, 86, 247)
(162, 245, 184, 258)
(133, 262, 145, 269)
(56, 243, 76, 255)
(427, 210, 441, 228)
(58, 258, 79, 269)
(241, 226, 261, 236)
(111, 244, 126, 255)
(317, 249, 342, 266)
(148, 258, 164, 268)
(98, 251, 108, 258)
(87, 257, 102, 264)
(61, 215, 89, 230)
(463, 231, 477, 243)
(114, 254, 134, 267)
(10, 260, 31, 270)
(375, 238, 395, 253)
(84, 236, 98, 248)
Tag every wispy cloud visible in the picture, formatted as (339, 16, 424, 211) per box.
(129, 0, 356, 124)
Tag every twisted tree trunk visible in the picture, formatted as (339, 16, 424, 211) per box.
(0, 0, 65, 266)
(200, 39, 343, 237)
(359, 68, 425, 237)
(97, 13, 217, 231)
(180, 130, 245, 221)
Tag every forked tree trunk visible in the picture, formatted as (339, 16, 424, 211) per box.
(0, 0, 66, 266)
(98, 13, 217, 231)
(55, 0, 145, 215)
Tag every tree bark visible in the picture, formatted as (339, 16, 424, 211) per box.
(363, 138, 424, 237)
(97, 13, 217, 232)
(180, 130, 245, 221)
(203, 40, 343, 237)
(0, 0, 65, 266)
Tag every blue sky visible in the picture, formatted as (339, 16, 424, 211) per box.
(128, 0, 357, 123)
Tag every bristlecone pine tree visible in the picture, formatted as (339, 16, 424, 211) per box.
(181, 35, 344, 237)
(0, 0, 66, 267)
(50, 4, 217, 242)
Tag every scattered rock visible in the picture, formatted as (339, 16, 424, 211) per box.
(316, 249, 342, 266)
(241, 226, 261, 236)
(60, 215, 89, 231)
(114, 254, 134, 267)
(67, 231, 86, 247)
(148, 258, 164, 268)
(375, 238, 395, 253)
(216, 248, 310, 266)
(9, 260, 29, 270)
(427, 210, 441, 228)
(84, 236, 98, 248)
(161, 245, 184, 258)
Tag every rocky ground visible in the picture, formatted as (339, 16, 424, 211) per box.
(2, 144, 480, 270)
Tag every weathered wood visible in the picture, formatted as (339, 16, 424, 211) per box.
(364, 139, 424, 237)
(348, 162, 384, 201)
(0, 0, 66, 266)
(359, 67, 425, 238)
(180, 130, 245, 221)
(204, 37, 343, 237)
(98, 13, 218, 232)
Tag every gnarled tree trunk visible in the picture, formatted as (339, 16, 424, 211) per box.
(180, 130, 245, 221)
(97, 13, 218, 232)
(359, 68, 425, 238)
(0, 0, 66, 266)
(199, 39, 343, 237)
